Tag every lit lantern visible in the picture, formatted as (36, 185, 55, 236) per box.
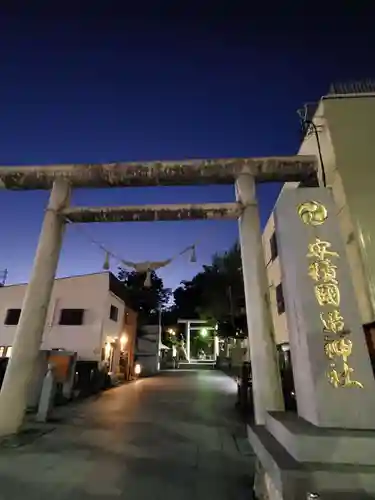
(134, 363, 142, 376)
(104, 342, 111, 360)
(120, 334, 128, 351)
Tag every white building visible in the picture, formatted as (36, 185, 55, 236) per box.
(136, 325, 161, 376)
(262, 81, 375, 351)
(0, 272, 137, 375)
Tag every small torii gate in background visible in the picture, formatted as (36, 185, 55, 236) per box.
(178, 319, 217, 363)
(0, 156, 316, 435)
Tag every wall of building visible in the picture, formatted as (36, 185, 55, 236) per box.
(123, 307, 137, 377)
(102, 291, 126, 344)
(262, 213, 289, 345)
(323, 95, 375, 323)
(0, 272, 109, 361)
(297, 96, 374, 324)
(261, 93, 375, 348)
(100, 291, 126, 374)
(100, 292, 138, 377)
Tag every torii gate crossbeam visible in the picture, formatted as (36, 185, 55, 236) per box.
(63, 202, 243, 223)
(0, 156, 316, 189)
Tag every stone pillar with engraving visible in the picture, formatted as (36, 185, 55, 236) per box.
(248, 187, 375, 499)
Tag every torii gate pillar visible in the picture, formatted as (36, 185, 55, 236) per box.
(236, 173, 284, 424)
(0, 179, 70, 436)
(185, 321, 191, 363)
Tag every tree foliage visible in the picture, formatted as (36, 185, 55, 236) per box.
(117, 268, 171, 324)
(116, 243, 247, 336)
(170, 242, 246, 337)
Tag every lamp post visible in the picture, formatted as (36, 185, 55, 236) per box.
(200, 328, 208, 337)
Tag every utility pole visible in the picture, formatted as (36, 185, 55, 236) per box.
(158, 307, 162, 367)
(0, 269, 8, 287)
(227, 285, 236, 329)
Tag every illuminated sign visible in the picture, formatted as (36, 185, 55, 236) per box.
(297, 200, 328, 226)
(297, 201, 363, 389)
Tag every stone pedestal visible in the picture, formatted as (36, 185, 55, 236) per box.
(248, 188, 375, 498)
(274, 188, 375, 429)
(36, 365, 57, 423)
(248, 412, 375, 499)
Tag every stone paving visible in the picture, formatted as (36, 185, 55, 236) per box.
(0, 370, 255, 499)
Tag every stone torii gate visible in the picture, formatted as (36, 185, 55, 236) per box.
(0, 156, 316, 436)
(177, 319, 213, 362)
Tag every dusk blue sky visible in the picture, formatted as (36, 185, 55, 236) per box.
(0, 4, 374, 291)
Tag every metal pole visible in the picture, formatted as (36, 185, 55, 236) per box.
(186, 322, 190, 363)
(307, 120, 326, 187)
(157, 308, 162, 371)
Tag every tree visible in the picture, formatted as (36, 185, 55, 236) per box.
(117, 268, 171, 324)
(170, 242, 246, 337)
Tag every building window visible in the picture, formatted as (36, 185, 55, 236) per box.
(270, 232, 278, 261)
(59, 309, 85, 326)
(110, 305, 118, 322)
(275, 283, 285, 315)
(4, 308, 21, 325)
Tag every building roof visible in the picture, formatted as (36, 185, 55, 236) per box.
(109, 272, 130, 305)
(0, 271, 136, 313)
(328, 80, 375, 96)
(1, 271, 109, 288)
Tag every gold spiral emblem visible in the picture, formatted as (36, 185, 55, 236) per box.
(297, 200, 328, 226)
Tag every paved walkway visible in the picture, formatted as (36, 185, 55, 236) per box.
(0, 370, 255, 499)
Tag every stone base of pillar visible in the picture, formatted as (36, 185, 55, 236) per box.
(254, 459, 284, 500)
(248, 412, 375, 499)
